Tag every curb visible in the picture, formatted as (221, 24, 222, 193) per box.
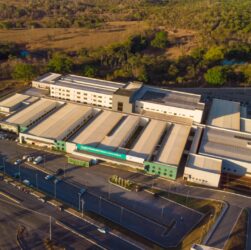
(203, 201, 229, 244)
(55, 220, 107, 250)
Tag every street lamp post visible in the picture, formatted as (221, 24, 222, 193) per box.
(54, 181, 57, 198)
(161, 206, 165, 218)
(78, 193, 81, 211)
(19, 164, 21, 182)
(99, 196, 102, 214)
(35, 173, 38, 189)
(3, 158, 6, 176)
(81, 199, 84, 217)
(49, 216, 52, 241)
(186, 190, 190, 206)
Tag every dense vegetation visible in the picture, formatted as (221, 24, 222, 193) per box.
(1, 0, 251, 87)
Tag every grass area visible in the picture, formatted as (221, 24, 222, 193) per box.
(225, 209, 248, 250)
(0, 21, 148, 51)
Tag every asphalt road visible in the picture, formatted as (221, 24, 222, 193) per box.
(1, 139, 250, 248)
(0, 140, 203, 248)
(0, 181, 141, 250)
(0, 196, 98, 250)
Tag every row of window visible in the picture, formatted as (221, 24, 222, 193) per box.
(189, 176, 208, 183)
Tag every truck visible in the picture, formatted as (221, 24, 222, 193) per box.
(33, 156, 43, 165)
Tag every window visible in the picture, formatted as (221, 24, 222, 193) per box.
(117, 102, 123, 112)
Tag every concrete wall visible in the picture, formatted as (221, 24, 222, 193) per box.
(50, 85, 113, 108)
(19, 133, 55, 149)
(135, 100, 203, 123)
(184, 166, 221, 187)
(32, 81, 51, 89)
(112, 94, 133, 113)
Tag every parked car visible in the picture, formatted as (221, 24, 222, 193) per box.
(23, 179, 31, 186)
(14, 159, 22, 165)
(55, 168, 64, 176)
(22, 155, 30, 161)
(33, 156, 43, 165)
(45, 175, 54, 181)
(27, 156, 34, 162)
(97, 227, 107, 234)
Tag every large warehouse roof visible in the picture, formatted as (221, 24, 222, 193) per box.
(72, 110, 123, 147)
(186, 154, 222, 174)
(128, 119, 167, 160)
(200, 126, 251, 162)
(0, 93, 30, 109)
(157, 124, 191, 166)
(99, 115, 141, 151)
(52, 74, 126, 95)
(27, 103, 92, 140)
(6, 99, 59, 126)
(207, 99, 240, 130)
(138, 87, 204, 110)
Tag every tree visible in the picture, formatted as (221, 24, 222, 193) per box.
(83, 65, 97, 77)
(204, 47, 224, 62)
(151, 31, 168, 49)
(47, 52, 73, 73)
(204, 66, 227, 85)
(12, 63, 36, 81)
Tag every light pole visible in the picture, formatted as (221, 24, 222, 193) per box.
(3, 158, 6, 176)
(120, 207, 124, 223)
(35, 173, 38, 189)
(19, 164, 21, 182)
(81, 199, 84, 217)
(78, 193, 81, 211)
(99, 196, 102, 214)
(186, 190, 190, 206)
(108, 182, 111, 200)
(54, 181, 57, 198)
(161, 206, 165, 218)
(49, 216, 52, 241)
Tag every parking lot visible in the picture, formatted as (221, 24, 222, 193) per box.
(0, 138, 203, 248)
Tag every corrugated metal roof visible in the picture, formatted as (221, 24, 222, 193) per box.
(207, 99, 240, 130)
(99, 115, 140, 151)
(0, 93, 30, 108)
(28, 103, 92, 140)
(128, 119, 166, 160)
(6, 98, 59, 126)
(72, 110, 123, 147)
(157, 124, 190, 166)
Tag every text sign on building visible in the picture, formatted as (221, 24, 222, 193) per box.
(76, 144, 126, 160)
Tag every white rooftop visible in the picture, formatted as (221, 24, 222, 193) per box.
(99, 115, 141, 151)
(129, 119, 167, 160)
(0, 93, 30, 108)
(207, 99, 240, 130)
(27, 103, 92, 140)
(6, 98, 59, 126)
(157, 124, 191, 166)
(72, 110, 123, 147)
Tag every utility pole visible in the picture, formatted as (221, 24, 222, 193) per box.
(36, 173, 38, 189)
(99, 196, 102, 214)
(78, 193, 81, 211)
(161, 206, 165, 218)
(81, 199, 84, 217)
(54, 181, 57, 198)
(49, 216, 52, 241)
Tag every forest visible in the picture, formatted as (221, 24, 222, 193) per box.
(1, 0, 251, 88)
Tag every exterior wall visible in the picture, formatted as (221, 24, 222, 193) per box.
(32, 80, 51, 89)
(0, 122, 19, 133)
(54, 140, 66, 152)
(144, 161, 178, 180)
(112, 94, 133, 113)
(135, 100, 203, 123)
(50, 85, 113, 108)
(184, 166, 221, 187)
(19, 133, 55, 149)
(0, 106, 11, 113)
(201, 152, 251, 177)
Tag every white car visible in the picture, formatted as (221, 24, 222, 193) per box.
(23, 179, 31, 186)
(97, 227, 107, 234)
(14, 159, 22, 165)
